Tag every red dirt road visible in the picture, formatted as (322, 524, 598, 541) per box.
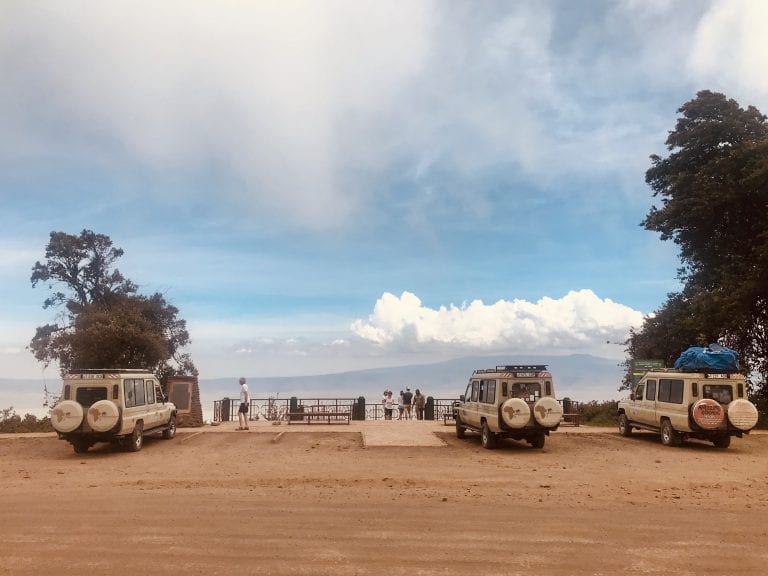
(2, 427, 767, 575)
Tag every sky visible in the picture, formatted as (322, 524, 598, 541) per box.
(2, 0, 768, 388)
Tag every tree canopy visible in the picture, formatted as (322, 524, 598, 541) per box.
(628, 90, 768, 394)
(30, 230, 197, 380)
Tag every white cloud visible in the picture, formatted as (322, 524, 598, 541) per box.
(0, 0, 433, 229)
(688, 0, 768, 107)
(351, 290, 643, 353)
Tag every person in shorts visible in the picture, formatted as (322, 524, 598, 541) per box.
(402, 387, 413, 419)
(238, 377, 250, 430)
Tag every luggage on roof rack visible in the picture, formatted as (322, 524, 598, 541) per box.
(673, 344, 739, 373)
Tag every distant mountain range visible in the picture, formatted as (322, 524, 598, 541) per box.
(0, 354, 627, 421)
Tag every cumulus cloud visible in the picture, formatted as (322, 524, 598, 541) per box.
(351, 290, 643, 353)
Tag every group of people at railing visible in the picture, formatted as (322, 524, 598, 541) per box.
(380, 387, 427, 420)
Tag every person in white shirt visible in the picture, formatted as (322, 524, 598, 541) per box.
(238, 377, 250, 430)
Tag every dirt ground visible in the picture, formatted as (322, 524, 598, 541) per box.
(2, 426, 767, 575)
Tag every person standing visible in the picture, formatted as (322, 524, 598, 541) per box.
(402, 387, 413, 420)
(413, 389, 426, 420)
(382, 389, 394, 420)
(238, 377, 250, 430)
(397, 390, 405, 420)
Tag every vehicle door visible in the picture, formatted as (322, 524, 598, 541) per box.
(638, 379, 657, 425)
(478, 379, 498, 429)
(144, 379, 162, 429)
(122, 378, 148, 432)
(459, 380, 480, 427)
(626, 382, 645, 422)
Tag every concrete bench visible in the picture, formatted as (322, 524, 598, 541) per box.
(287, 410, 351, 425)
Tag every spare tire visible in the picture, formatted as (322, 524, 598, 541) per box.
(691, 398, 725, 430)
(727, 399, 759, 431)
(87, 400, 120, 432)
(533, 397, 564, 428)
(50, 401, 84, 433)
(501, 398, 530, 429)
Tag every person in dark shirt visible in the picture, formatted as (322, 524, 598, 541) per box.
(402, 387, 413, 419)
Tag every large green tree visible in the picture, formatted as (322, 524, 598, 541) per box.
(628, 91, 768, 395)
(30, 230, 197, 379)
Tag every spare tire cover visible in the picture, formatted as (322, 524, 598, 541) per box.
(501, 398, 531, 429)
(691, 398, 725, 430)
(87, 400, 120, 432)
(727, 399, 758, 431)
(50, 400, 84, 433)
(533, 397, 564, 428)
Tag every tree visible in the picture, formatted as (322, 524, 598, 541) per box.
(31, 230, 137, 312)
(628, 91, 768, 394)
(30, 230, 197, 380)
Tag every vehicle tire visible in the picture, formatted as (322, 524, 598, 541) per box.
(618, 413, 632, 437)
(529, 431, 546, 449)
(127, 421, 144, 452)
(480, 421, 497, 450)
(660, 419, 681, 447)
(691, 398, 724, 430)
(727, 399, 759, 431)
(86, 400, 120, 433)
(455, 415, 466, 439)
(712, 434, 731, 449)
(500, 398, 531, 429)
(532, 397, 563, 428)
(162, 415, 177, 440)
(50, 400, 84, 434)
(72, 439, 91, 454)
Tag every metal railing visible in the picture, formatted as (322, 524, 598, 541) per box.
(213, 396, 579, 423)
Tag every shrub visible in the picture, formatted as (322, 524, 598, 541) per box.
(577, 400, 619, 426)
(0, 407, 54, 433)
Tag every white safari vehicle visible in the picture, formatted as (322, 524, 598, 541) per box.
(50, 369, 177, 453)
(455, 365, 563, 449)
(618, 369, 758, 448)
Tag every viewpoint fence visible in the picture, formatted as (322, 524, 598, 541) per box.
(212, 396, 580, 424)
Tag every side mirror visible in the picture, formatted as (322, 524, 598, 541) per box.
(459, 395, 465, 402)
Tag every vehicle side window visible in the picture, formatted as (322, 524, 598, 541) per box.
(135, 379, 146, 406)
(480, 380, 496, 404)
(124, 379, 147, 407)
(155, 383, 164, 403)
(471, 381, 479, 402)
(146, 381, 156, 404)
(658, 379, 684, 404)
(634, 384, 644, 401)
(501, 381, 508, 396)
(124, 380, 135, 408)
(646, 380, 656, 401)
(464, 383, 472, 400)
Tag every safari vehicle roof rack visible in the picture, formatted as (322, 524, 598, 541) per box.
(642, 367, 738, 375)
(67, 368, 150, 374)
(496, 365, 548, 372)
(473, 365, 549, 374)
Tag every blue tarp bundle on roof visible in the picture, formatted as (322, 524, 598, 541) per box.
(673, 343, 740, 372)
